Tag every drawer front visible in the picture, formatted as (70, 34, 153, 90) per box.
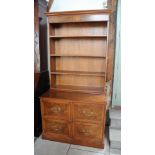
(41, 98, 70, 120)
(73, 122, 103, 140)
(43, 119, 70, 137)
(73, 102, 105, 123)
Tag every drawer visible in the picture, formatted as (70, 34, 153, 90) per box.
(41, 98, 70, 120)
(73, 122, 103, 140)
(73, 102, 105, 123)
(43, 118, 70, 137)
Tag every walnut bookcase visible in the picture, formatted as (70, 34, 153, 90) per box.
(40, 9, 114, 148)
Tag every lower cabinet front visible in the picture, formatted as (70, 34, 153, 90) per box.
(42, 120, 104, 148)
(41, 98, 106, 148)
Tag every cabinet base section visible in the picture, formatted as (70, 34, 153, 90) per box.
(42, 133, 104, 149)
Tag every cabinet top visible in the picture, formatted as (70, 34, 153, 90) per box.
(41, 90, 106, 104)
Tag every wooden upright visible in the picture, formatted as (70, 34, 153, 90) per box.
(40, 5, 116, 148)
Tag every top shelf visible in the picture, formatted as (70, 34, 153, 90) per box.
(45, 9, 112, 16)
(49, 35, 107, 38)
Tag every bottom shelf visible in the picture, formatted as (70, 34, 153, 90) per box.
(50, 85, 105, 94)
(41, 89, 106, 103)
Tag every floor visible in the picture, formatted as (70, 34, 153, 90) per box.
(34, 134, 109, 155)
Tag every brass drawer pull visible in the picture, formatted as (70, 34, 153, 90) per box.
(79, 129, 90, 136)
(81, 110, 95, 117)
(51, 106, 61, 113)
(69, 118, 73, 123)
(50, 125, 63, 132)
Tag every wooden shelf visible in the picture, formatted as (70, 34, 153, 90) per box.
(50, 54, 106, 58)
(50, 85, 105, 94)
(42, 90, 106, 103)
(51, 70, 105, 76)
(49, 35, 107, 38)
(45, 9, 112, 17)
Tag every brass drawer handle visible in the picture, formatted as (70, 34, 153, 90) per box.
(79, 129, 90, 135)
(50, 125, 63, 132)
(81, 110, 95, 117)
(51, 106, 61, 113)
(69, 118, 73, 123)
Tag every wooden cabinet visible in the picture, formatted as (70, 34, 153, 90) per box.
(41, 91, 106, 148)
(40, 7, 116, 148)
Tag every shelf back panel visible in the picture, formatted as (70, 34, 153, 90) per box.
(50, 22, 107, 36)
(50, 85, 104, 94)
(51, 74, 105, 87)
(50, 57, 106, 72)
(50, 38, 107, 57)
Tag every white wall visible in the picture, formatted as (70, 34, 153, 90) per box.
(50, 0, 107, 12)
(112, 0, 121, 106)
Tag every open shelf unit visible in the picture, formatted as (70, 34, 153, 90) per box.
(48, 17, 108, 94)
